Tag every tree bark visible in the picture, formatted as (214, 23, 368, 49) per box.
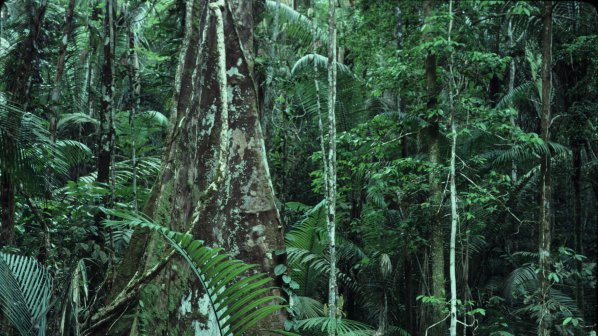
(572, 139, 584, 329)
(507, 16, 517, 184)
(447, 1, 457, 335)
(92, 0, 285, 333)
(163, 0, 285, 331)
(538, 2, 553, 335)
(49, 0, 76, 143)
(127, 9, 141, 211)
(326, 0, 338, 333)
(93, 0, 116, 249)
(422, 1, 445, 335)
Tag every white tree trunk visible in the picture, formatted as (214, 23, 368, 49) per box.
(448, 1, 458, 335)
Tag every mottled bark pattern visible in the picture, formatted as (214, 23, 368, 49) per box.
(326, 0, 338, 332)
(164, 0, 284, 332)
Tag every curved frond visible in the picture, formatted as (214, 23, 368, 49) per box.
(291, 53, 354, 78)
(103, 209, 286, 336)
(496, 81, 535, 109)
(57, 113, 99, 130)
(0, 252, 53, 336)
(265, 0, 327, 47)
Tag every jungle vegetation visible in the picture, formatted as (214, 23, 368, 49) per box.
(0, 0, 596, 335)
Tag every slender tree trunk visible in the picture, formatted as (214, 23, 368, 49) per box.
(128, 13, 141, 211)
(326, 0, 338, 332)
(97, 0, 116, 186)
(508, 16, 517, 184)
(94, 0, 116, 246)
(447, 1, 458, 335)
(423, 1, 445, 334)
(262, 0, 281, 143)
(449, 114, 458, 336)
(538, 2, 553, 335)
(572, 139, 584, 327)
(49, 0, 76, 143)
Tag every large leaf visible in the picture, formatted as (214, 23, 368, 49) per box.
(0, 253, 53, 336)
(103, 209, 286, 336)
(265, 0, 327, 47)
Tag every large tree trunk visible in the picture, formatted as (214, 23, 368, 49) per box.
(90, 0, 285, 334)
(422, 1, 445, 335)
(538, 2, 553, 335)
(163, 0, 285, 332)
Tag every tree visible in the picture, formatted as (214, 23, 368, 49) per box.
(93, 0, 116, 248)
(88, 0, 286, 333)
(422, 1, 446, 334)
(538, 2, 553, 335)
(447, 2, 458, 335)
(325, 0, 338, 334)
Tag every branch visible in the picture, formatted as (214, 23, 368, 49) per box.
(83, 250, 176, 335)
(459, 172, 523, 224)
(425, 313, 450, 336)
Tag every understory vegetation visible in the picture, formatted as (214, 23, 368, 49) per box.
(0, 0, 596, 335)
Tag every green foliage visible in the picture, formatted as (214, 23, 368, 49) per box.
(0, 253, 53, 336)
(103, 209, 286, 336)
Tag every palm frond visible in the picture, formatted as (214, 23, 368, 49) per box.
(291, 53, 353, 78)
(0, 252, 53, 336)
(103, 209, 286, 336)
(496, 81, 535, 109)
(57, 113, 99, 130)
(290, 295, 325, 319)
(503, 265, 536, 303)
(265, 0, 327, 47)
